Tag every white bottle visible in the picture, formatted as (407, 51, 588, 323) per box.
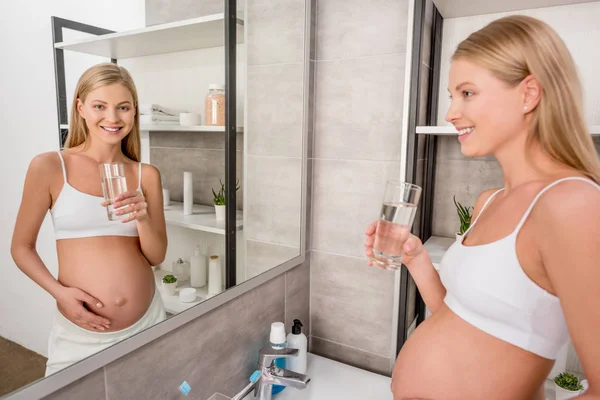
(183, 171, 193, 215)
(208, 255, 222, 295)
(190, 245, 207, 288)
(286, 319, 307, 374)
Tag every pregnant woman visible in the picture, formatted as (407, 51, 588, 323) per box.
(11, 63, 167, 376)
(365, 16, 600, 400)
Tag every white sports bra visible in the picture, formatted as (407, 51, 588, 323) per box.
(439, 177, 600, 359)
(50, 151, 140, 240)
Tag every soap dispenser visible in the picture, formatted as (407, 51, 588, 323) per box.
(286, 319, 307, 374)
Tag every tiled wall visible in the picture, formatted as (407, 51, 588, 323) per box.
(150, 132, 244, 209)
(308, 0, 410, 376)
(42, 261, 310, 400)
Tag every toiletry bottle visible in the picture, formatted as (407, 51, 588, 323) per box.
(286, 319, 307, 374)
(270, 322, 286, 395)
(190, 245, 207, 287)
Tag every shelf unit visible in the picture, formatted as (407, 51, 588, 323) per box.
(140, 125, 244, 133)
(416, 125, 600, 136)
(54, 14, 244, 59)
(163, 202, 242, 235)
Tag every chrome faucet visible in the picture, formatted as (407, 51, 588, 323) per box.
(231, 346, 310, 400)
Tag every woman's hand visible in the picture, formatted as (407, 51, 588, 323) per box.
(103, 191, 148, 223)
(56, 286, 111, 331)
(364, 221, 426, 269)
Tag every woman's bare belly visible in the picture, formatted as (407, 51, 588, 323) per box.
(392, 304, 554, 400)
(57, 236, 155, 331)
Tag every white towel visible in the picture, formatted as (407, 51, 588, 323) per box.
(138, 104, 183, 116)
(140, 115, 180, 125)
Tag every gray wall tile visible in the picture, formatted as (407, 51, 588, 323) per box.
(316, 0, 408, 60)
(311, 159, 402, 258)
(432, 158, 504, 238)
(285, 257, 310, 336)
(307, 60, 316, 159)
(145, 0, 245, 26)
(310, 251, 395, 357)
(105, 275, 286, 400)
(314, 55, 405, 161)
(247, 0, 306, 66)
(150, 147, 243, 209)
(310, 336, 391, 377)
(418, 63, 431, 126)
(246, 240, 300, 280)
(43, 368, 105, 400)
(150, 131, 244, 151)
(245, 156, 302, 247)
(305, 158, 314, 251)
(247, 63, 304, 158)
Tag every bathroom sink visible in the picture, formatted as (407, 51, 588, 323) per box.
(245, 353, 393, 400)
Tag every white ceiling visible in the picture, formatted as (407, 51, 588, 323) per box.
(432, 0, 599, 18)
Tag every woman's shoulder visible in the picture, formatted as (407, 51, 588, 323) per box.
(28, 151, 62, 171)
(532, 176, 600, 222)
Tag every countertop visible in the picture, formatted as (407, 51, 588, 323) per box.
(244, 353, 392, 400)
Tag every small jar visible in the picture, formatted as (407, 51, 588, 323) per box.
(172, 258, 190, 282)
(205, 84, 225, 126)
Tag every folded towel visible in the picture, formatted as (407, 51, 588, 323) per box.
(140, 115, 180, 125)
(139, 104, 184, 116)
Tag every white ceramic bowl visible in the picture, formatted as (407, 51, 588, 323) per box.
(179, 287, 197, 303)
(180, 112, 201, 126)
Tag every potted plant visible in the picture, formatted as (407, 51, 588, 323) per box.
(161, 274, 178, 296)
(453, 195, 473, 240)
(212, 178, 240, 221)
(553, 372, 588, 400)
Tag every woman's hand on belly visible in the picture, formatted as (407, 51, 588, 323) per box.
(56, 285, 111, 331)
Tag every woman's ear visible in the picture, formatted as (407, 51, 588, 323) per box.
(522, 75, 542, 113)
(76, 98, 86, 119)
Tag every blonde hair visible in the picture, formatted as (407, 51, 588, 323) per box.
(453, 15, 600, 183)
(65, 63, 140, 162)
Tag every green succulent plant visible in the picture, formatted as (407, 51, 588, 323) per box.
(212, 178, 241, 206)
(554, 372, 584, 391)
(162, 274, 177, 284)
(453, 195, 473, 235)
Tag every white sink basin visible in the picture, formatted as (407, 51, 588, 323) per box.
(245, 353, 393, 400)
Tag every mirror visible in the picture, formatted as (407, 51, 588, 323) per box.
(1, 0, 307, 397)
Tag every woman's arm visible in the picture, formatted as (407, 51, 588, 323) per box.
(114, 164, 167, 266)
(11, 153, 65, 299)
(535, 181, 600, 399)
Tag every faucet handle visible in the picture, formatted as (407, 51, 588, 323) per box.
(258, 346, 298, 367)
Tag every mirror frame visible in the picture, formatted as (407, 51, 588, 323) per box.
(4, 0, 311, 397)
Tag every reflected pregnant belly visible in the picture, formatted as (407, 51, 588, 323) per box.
(57, 237, 156, 331)
(392, 305, 554, 400)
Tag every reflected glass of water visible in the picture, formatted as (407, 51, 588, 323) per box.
(370, 180, 422, 270)
(99, 163, 128, 221)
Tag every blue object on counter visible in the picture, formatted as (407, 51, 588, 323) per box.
(178, 381, 191, 396)
(250, 370, 261, 383)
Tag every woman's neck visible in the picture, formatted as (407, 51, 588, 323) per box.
(76, 140, 126, 163)
(494, 136, 571, 192)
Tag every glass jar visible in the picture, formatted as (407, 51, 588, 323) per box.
(205, 84, 225, 126)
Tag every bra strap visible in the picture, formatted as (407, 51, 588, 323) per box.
(462, 188, 504, 236)
(137, 162, 142, 190)
(56, 151, 67, 183)
(513, 177, 600, 233)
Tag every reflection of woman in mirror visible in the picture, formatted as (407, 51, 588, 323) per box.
(365, 16, 600, 400)
(11, 63, 167, 376)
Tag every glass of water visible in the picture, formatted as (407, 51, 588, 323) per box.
(99, 163, 128, 221)
(370, 181, 422, 270)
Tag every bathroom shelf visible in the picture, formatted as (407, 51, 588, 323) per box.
(140, 125, 244, 133)
(163, 201, 243, 235)
(432, 0, 594, 19)
(153, 269, 216, 314)
(54, 13, 244, 59)
(416, 125, 600, 136)
(423, 235, 455, 272)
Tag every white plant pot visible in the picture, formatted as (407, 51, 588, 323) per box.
(162, 281, 177, 296)
(215, 205, 226, 221)
(554, 380, 588, 400)
(455, 232, 463, 241)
